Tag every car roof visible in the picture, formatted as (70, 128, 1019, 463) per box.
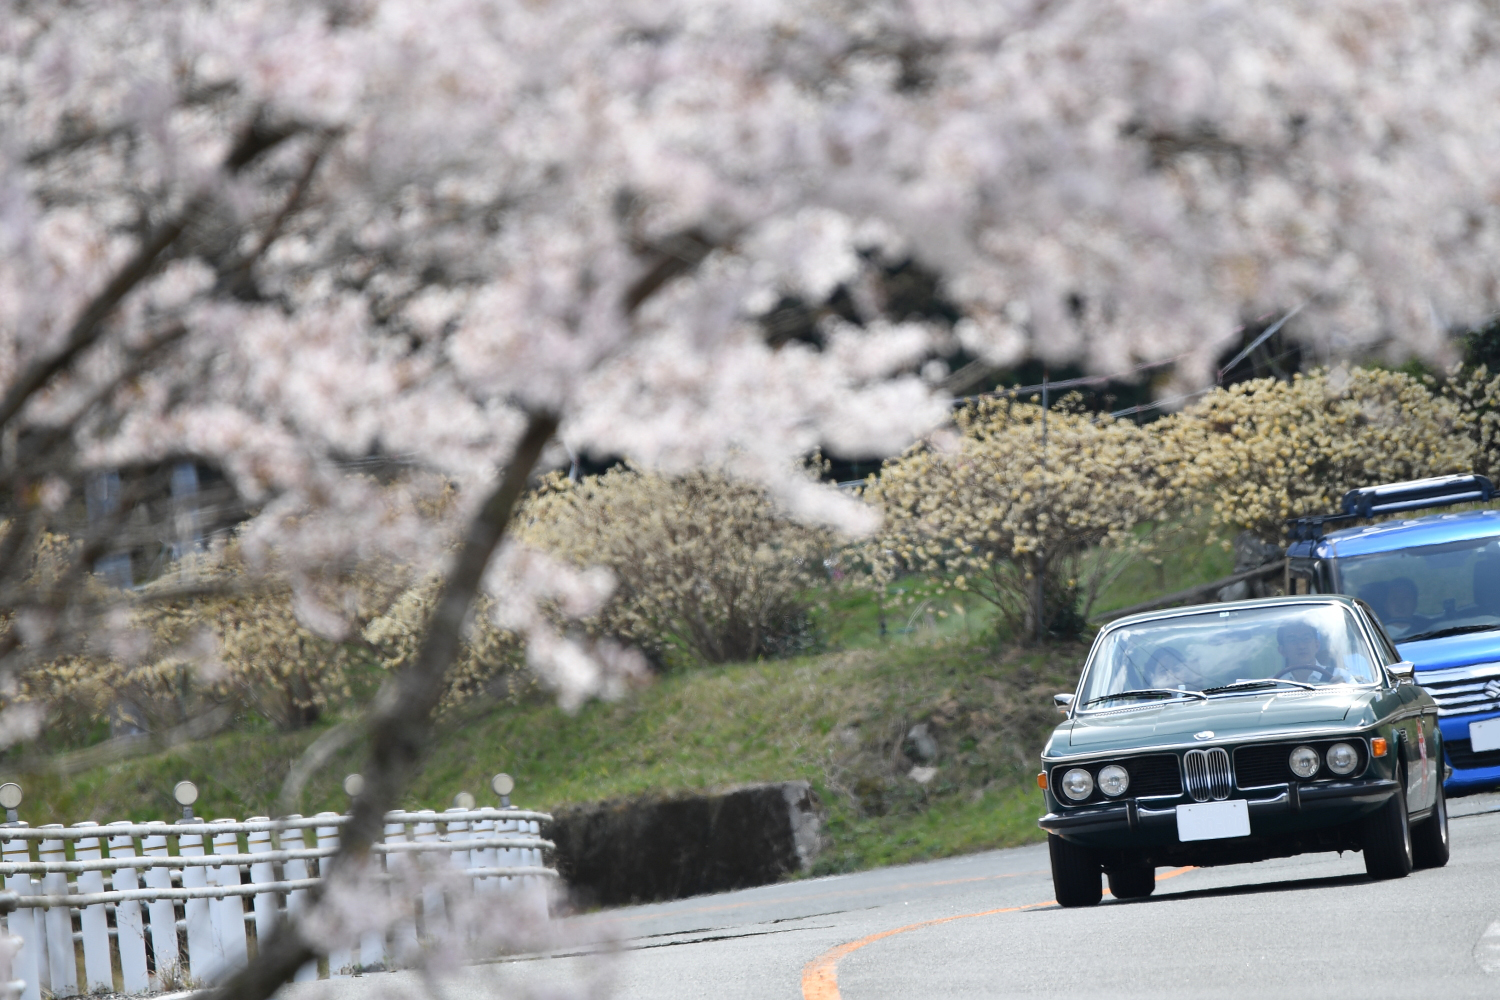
(1101, 593, 1362, 634)
(1300, 507, 1500, 559)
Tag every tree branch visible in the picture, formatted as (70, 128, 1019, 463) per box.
(204, 410, 559, 1000)
(0, 115, 300, 434)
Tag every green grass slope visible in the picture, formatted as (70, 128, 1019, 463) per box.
(2, 535, 1234, 875)
(4, 632, 1082, 874)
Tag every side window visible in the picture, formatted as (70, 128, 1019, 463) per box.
(1354, 600, 1401, 665)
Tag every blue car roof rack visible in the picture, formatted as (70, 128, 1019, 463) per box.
(1285, 474, 1496, 542)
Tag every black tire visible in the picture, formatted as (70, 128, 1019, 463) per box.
(1362, 775, 1413, 880)
(1106, 864, 1156, 900)
(1048, 834, 1102, 907)
(1412, 773, 1450, 869)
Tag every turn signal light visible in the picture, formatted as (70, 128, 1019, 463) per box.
(1037, 772, 1048, 790)
(1371, 737, 1389, 757)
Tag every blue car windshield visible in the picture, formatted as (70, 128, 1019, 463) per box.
(1078, 604, 1379, 708)
(1331, 536, 1500, 641)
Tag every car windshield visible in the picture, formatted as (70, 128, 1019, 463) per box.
(1077, 604, 1380, 708)
(1331, 535, 1500, 642)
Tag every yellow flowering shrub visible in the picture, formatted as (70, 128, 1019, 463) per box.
(17, 541, 398, 732)
(864, 399, 1171, 639)
(1158, 368, 1474, 540)
(362, 579, 530, 712)
(521, 468, 834, 666)
(1443, 364, 1500, 481)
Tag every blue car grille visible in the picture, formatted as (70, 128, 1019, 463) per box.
(1416, 662, 1500, 717)
(1445, 738, 1500, 771)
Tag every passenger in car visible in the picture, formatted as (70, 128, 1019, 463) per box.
(1144, 645, 1200, 690)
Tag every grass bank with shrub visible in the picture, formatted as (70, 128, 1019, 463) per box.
(2, 537, 1235, 875)
(3, 631, 1073, 874)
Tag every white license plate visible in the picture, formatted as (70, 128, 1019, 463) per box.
(1471, 717, 1500, 753)
(1176, 800, 1251, 842)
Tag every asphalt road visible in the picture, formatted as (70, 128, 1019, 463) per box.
(296, 790, 1500, 1000)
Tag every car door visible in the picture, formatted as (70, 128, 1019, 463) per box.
(1357, 600, 1437, 810)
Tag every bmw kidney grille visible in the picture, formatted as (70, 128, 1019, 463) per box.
(1183, 747, 1232, 801)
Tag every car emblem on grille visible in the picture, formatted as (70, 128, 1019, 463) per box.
(1486, 679, 1500, 700)
(1194, 730, 1214, 740)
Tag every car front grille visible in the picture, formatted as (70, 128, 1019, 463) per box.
(1184, 747, 1232, 801)
(1234, 744, 1292, 788)
(1445, 738, 1500, 771)
(1124, 755, 1183, 797)
(1049, 753, 1182, 805)
(1417, 662, 1500, 717)
(1233, 739, 1370, 787)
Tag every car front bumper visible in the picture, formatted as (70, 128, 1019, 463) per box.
(1038, 778, 1399, 849)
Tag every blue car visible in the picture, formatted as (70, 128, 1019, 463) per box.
(1287, 474, 1500, 793)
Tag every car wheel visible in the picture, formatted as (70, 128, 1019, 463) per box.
(1412, 772, 1450, 869)
(1362, 774, 1413, 880)
(1106, 864, 1155, 900)
(1048, 833, 1102, 907)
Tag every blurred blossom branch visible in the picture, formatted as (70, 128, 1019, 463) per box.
(5, 0, 1500, 994)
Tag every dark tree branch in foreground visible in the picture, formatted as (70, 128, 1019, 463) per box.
(0, 115, 299, 437)
(205, 410, 560, 1000)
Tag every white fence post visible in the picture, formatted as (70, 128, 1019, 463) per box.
(412, 811, 444, 938)
(444, 808, 472, 949)
(210, 820, 248, 976)
(2, 832, 39, 1000)
(37, 828, 75, 997)
(245, 820, 278, 947)
(72, 823, 113, 992)
(524, 819, 548, 922)
(278, 819, 318, 983)
(106, 822, 150, 994)
(140, 833, 179, 987)
(382, 817, 417, 968)
(70, 827, 111, 989)
(471, 816, 496, 894)
(178, 830, 220, 984)
(497, 815, 517, 897)
(314, 813, 350, 978)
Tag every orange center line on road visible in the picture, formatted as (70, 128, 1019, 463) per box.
(798, 867, 1196, 1000)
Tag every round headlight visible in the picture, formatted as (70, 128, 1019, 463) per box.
(1097, 764, 1130, 797)
(1288, 745, 1320, 779)
(1326, 742, 1359, 775)
(1061, 768, 1095, 801)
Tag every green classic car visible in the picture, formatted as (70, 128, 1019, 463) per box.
(1039, 595, 1449, 907)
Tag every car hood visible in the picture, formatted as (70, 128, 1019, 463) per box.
(1063, 689, 1370, 751)
(1397, 629, 1500, 673)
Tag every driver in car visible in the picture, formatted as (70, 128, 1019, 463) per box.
(1276, 620, 1355, 684)
(1383, 577, 1428, 628)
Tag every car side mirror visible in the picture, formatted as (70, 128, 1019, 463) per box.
(1387, 661, 1415, 685)
(1053, 693, 1075, 715)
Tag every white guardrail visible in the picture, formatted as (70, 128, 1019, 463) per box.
(0, 775, 555, 998)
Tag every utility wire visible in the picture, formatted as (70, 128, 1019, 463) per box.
(1216, 302, 1305, 384)
(951, 353, 1186, 405)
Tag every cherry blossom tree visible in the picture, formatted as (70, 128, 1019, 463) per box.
(4, 0, 1500, 994)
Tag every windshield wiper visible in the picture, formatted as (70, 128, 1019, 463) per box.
(1400, 623, 1500, 643)
(1083, 688, 1208, 707)
(1202, 678, 1315, 695)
